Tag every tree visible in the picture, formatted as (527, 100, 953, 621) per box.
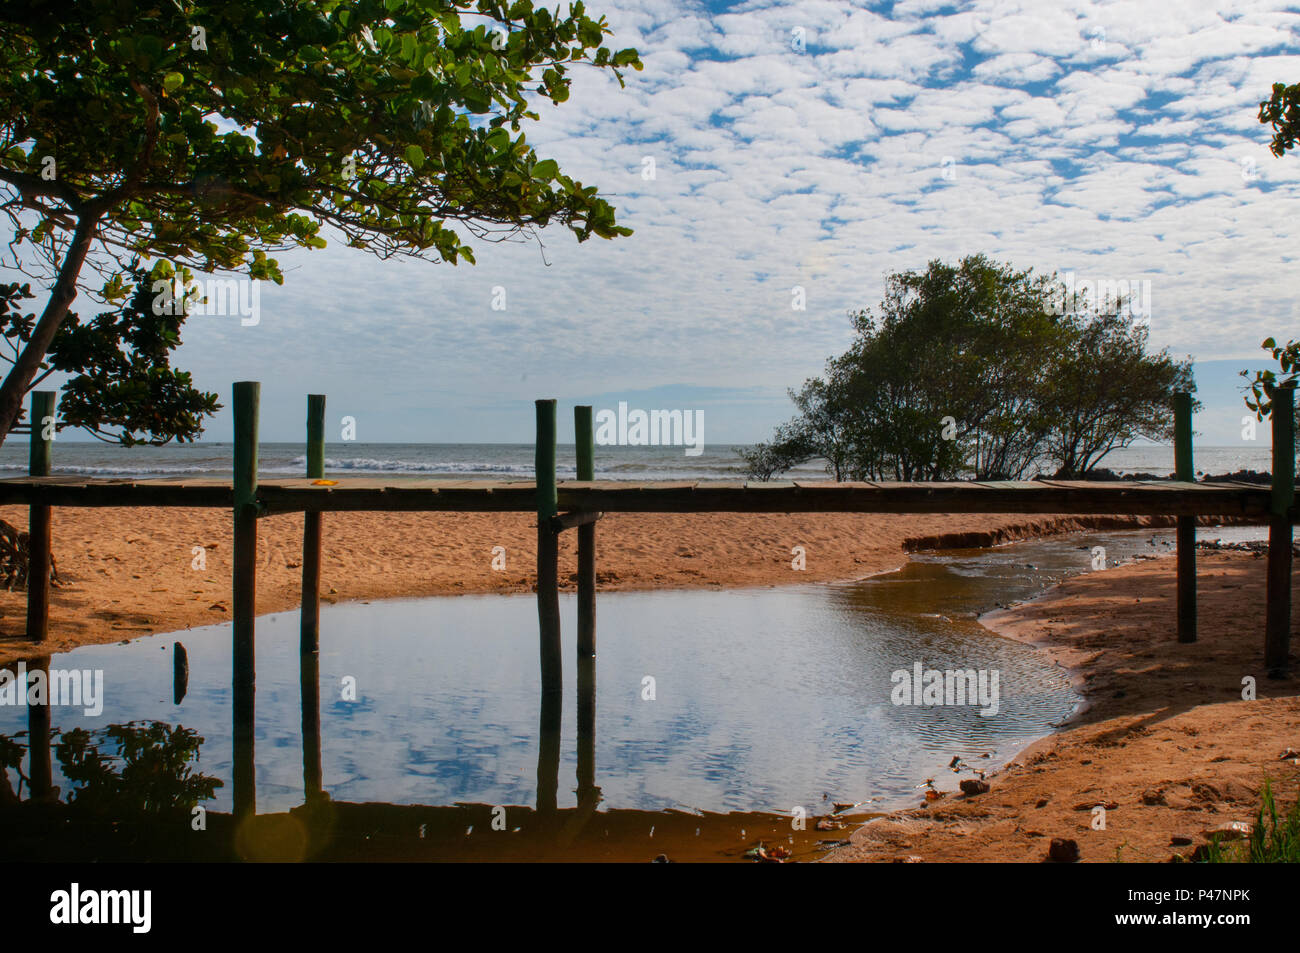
(1044, 311, 1195, 477)
(1251, 86, 1300, 459)
(1260, 82, 1300, 156)
(736, 425, 811, 482)
(2, 270, 219, 445)
(0, 0, 641, 445)
(783, 368, 856, 480)
(749, 257, 1191, 482)
(834, 256, 1064, 481)
(1241, 337, 1300, 468)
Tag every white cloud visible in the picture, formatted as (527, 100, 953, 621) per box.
(101, 0, 1300, 441)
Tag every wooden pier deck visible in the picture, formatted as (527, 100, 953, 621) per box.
(0, 475, 1293, 518)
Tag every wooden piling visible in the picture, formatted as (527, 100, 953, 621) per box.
(25, 391, 54, 642)
(535, 399, 562, 694)
(1173, 392, 1196, 643)
(1266, 381, 1296, 675)
(575, 405, 596, 659)
(301, 394, 326, 655)
(232, 381, 260, 819)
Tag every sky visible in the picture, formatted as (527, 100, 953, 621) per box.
(27, 0, 1300, 444)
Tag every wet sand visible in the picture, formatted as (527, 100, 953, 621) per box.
(825, 550, 1300, 863)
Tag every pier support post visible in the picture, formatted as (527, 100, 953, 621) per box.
(575, 405, 596, 659)
(1173, 392, 1196, 643)
(1266, 382, 1295, 676)
(232, 381, 260, 820)
(300, 394, 326, 802)
(301, 394, 326, 655)
(535, 399, 562, 695)
(25, 391, 54, 642)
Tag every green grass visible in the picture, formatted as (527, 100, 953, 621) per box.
(1202, 780, 1300, 863)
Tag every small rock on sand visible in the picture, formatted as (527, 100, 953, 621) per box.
(1048, 838, 1080, 863)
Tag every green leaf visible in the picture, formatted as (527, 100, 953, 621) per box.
(463, 87, 492, 113)
(162, 72, 184, 93)
(405, 144, 426, 169)
(532, 159, 559, 180)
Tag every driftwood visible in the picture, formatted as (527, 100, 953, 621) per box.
(0, 517, 60, 591)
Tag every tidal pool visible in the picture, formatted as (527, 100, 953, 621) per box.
(0, 526, 1260, 861)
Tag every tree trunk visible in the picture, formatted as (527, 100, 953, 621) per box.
(0, 214, 99, 449)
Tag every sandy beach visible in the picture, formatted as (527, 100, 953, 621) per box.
(0, 503, 1295, 864)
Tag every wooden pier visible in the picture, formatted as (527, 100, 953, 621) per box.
(0, 473, 1290, 516)
(3, 383, 1296, 819)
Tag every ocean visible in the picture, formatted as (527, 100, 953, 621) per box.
(0, 441, 1276, 482)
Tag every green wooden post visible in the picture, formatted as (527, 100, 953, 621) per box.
(301, 394, 326, 655)
(25, 391, 54, 643)
(1173, 392, 1196, 643)
(575, 405, 598, 808)
(1266, 382, 1296, 675)
(575, 405, 596, 659)
(300, 394, 325, 802)
(232, 381, 260, 820)
(535, 399, 561, 694)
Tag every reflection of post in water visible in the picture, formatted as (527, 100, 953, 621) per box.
(232, 381, 259, 821)
(26, 656, 52, 800)
(536, 689, 561, 817)
(232, 655, 255, 821)
(173, 642, 189, 705)
(300, 648, 323, 802)
(576, 655, 599, 810)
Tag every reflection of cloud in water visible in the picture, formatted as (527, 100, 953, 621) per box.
(15, 530, 1237, 820)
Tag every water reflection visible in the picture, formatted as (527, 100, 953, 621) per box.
(1, 646, 821, 862)
(1, 529, 1207, 862)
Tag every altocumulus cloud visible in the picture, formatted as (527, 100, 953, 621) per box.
(156, 0, 1299, 443)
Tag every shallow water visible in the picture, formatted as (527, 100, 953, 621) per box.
(0, 524, 1266, 861)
